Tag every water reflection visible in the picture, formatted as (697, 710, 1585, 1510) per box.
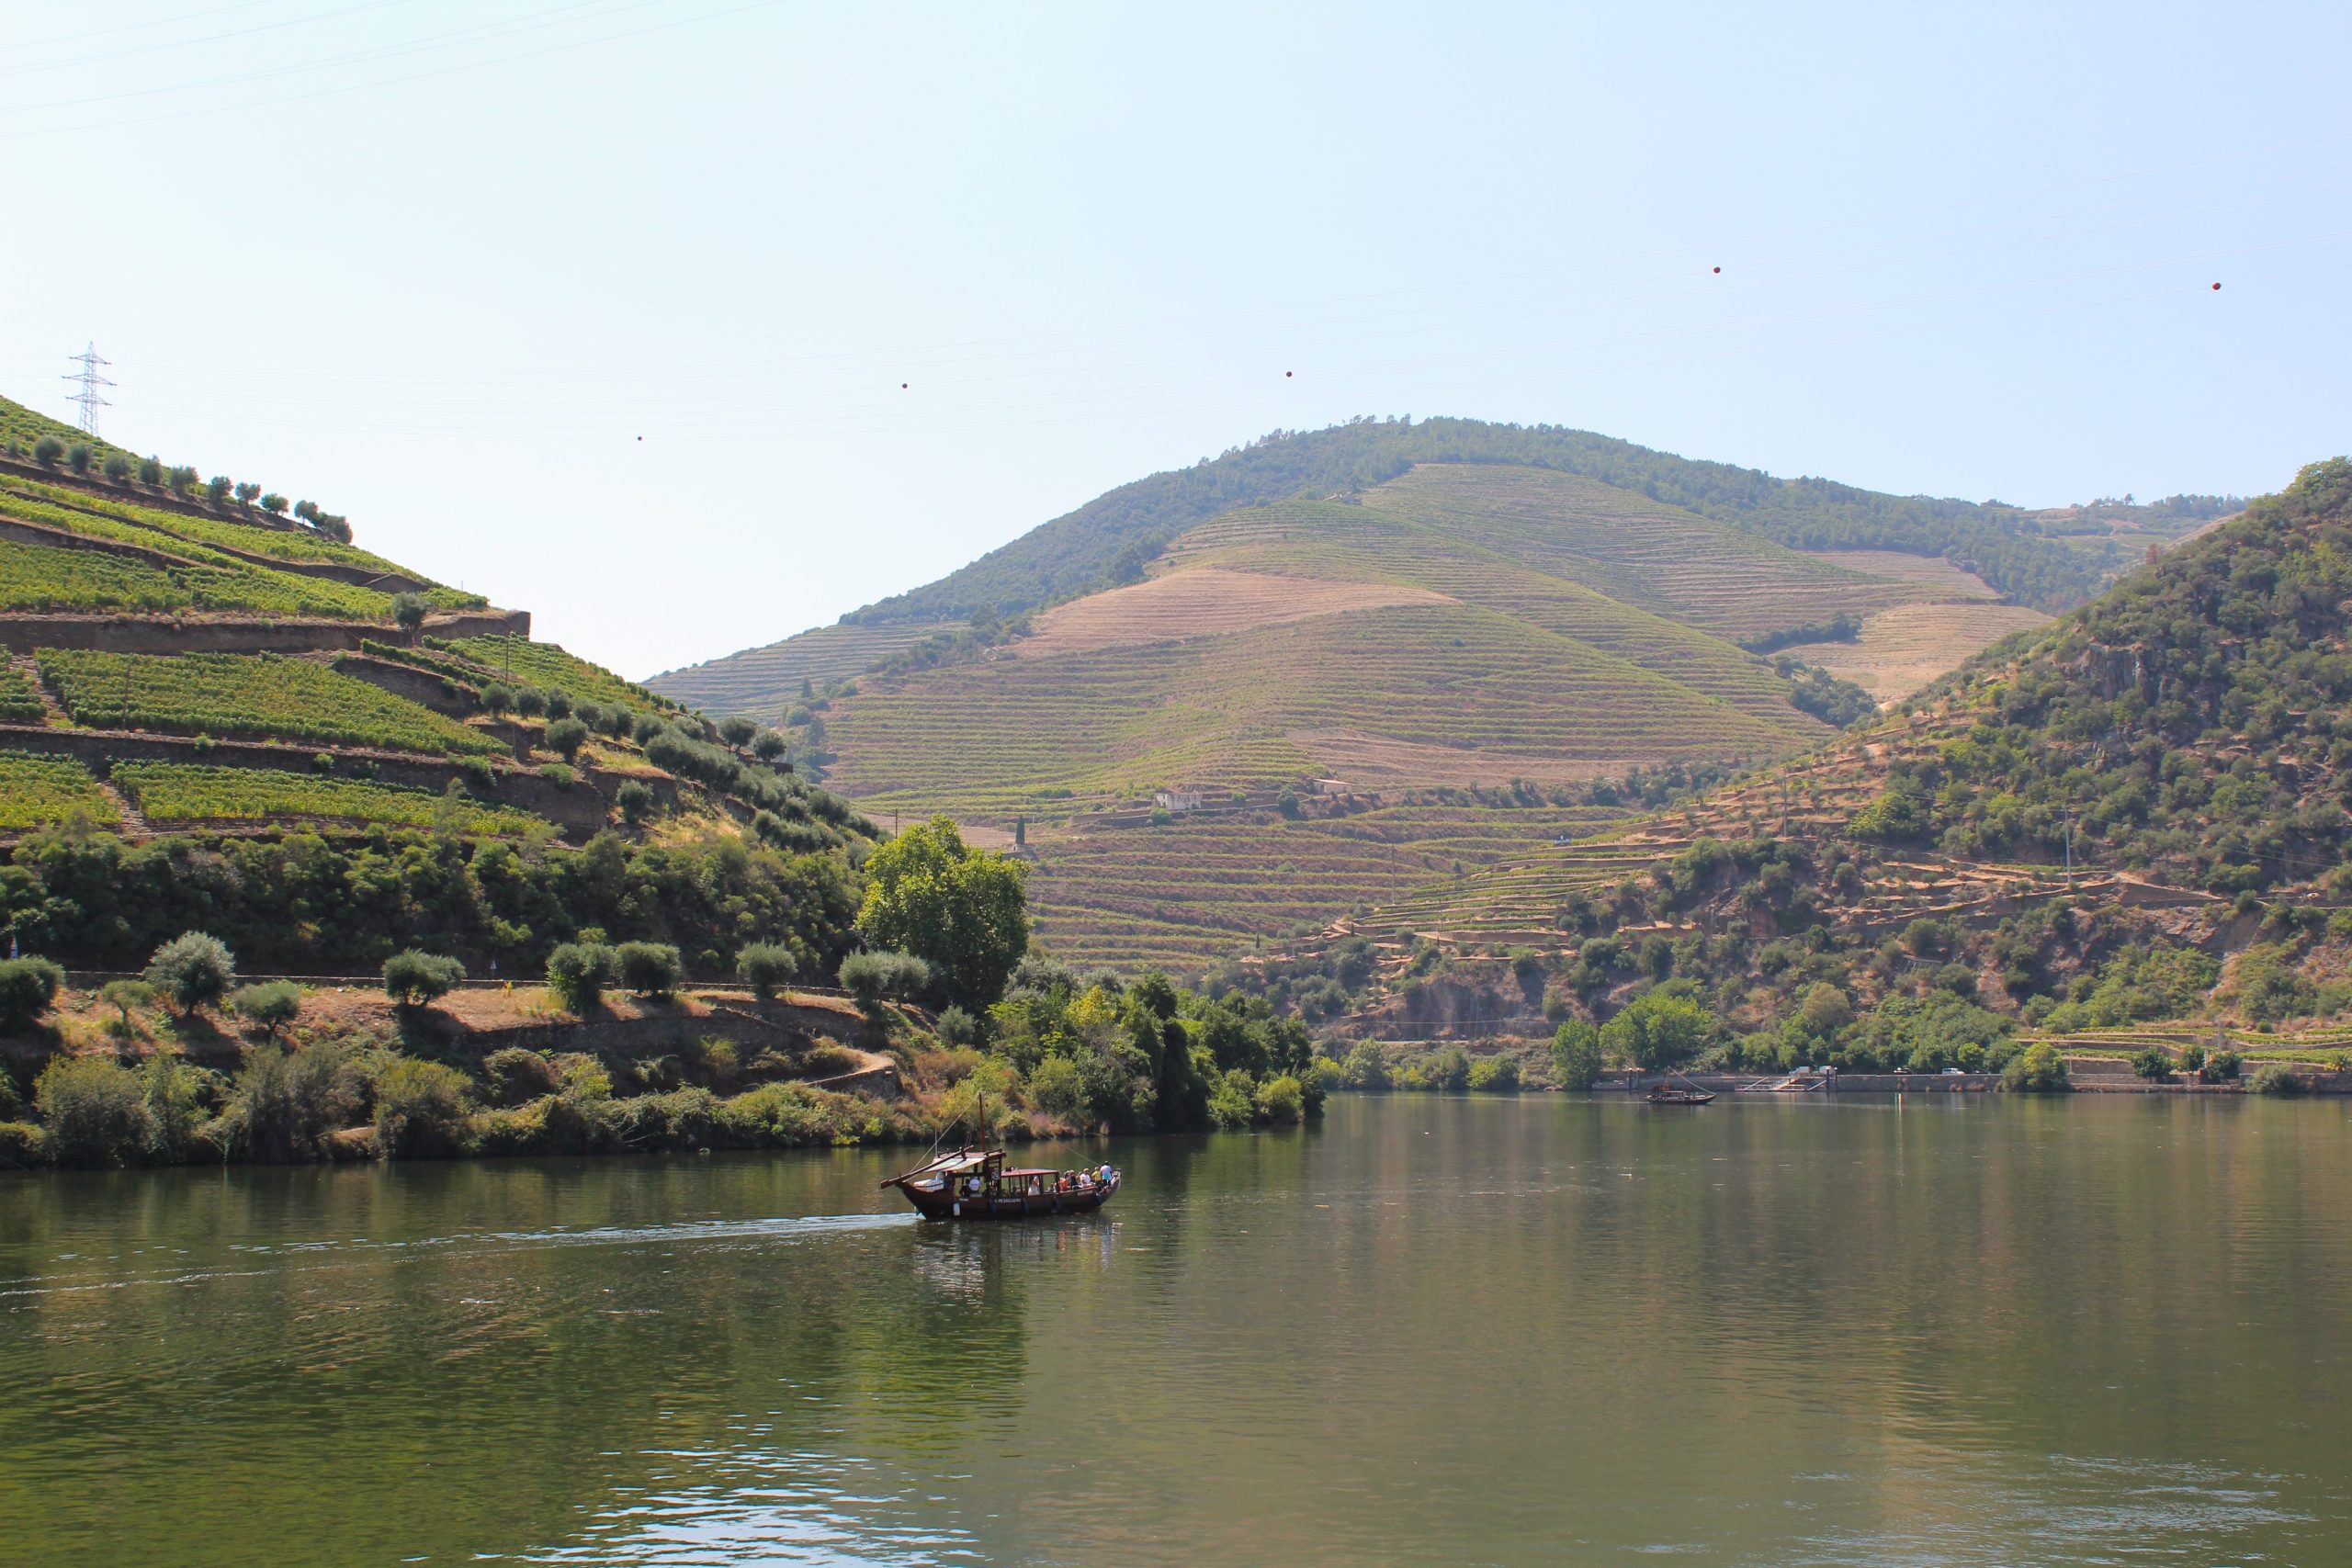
(3, 1102, 2350, 1565)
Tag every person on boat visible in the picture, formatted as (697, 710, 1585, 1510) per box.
(1098, 1163, 1114, 1187)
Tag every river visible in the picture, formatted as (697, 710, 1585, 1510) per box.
(4, 1093, 2349, 1565)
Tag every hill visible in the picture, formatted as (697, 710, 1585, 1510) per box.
(1307, 457, 2352, 1069)
(0, 393, 878, 978)
(703, 457, 2052, 970)
(835, 415, 2215, 625)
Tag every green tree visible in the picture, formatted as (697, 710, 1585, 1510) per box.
(615, 942, 683, 998)
(1551, 1017, 1603, 1089)
(546, 942, 616, 1011)
(382, 950, 464, 1008)
(616, 779, 656, 825)
(736, 942, 797, 1000)
(144, 931, 236, 1017)
(1600, 987, 1713, 1070)
(229, 979, 304, 1042)
(718, 716, 758, 749)
(545, 717, 590, 761)
(102, 454, 132, 482)
(840, 949, 931, 1012)
(65, 443, 92, 473)
(854, 816, 1029, 1010)
(98, 978, 154, 1034)
(31, 435, 63, 465)
(391, 592, 428, 635)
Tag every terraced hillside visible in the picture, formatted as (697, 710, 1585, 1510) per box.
(1312, 457, 2352, 1049)
(650, 619, 962, 721)
(0, 393, 860, 861)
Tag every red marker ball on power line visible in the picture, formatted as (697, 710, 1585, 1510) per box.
(2211, 282, 2222, 291)
(1284, 370, 1293, 378)
(901, 382, 910, 389)
(1713, 266, 1721, 274)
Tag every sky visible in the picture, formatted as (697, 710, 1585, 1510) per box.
(2, 2, 2346, 681)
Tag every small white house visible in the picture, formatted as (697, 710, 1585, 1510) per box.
(1154, 787, 1207, 814)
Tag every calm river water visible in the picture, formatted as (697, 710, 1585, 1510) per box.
(4, 1093, 2351, 1565)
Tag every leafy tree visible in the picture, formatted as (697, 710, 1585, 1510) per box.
(165, 465, 198, 492)
(736, 942, 797, 999)
(840, 949, 931, 1012)
(2003, 1043, 2068, 1092)
(1600, 987, 1713, 1070)
(2131, 1045, 2176, 1082)
(206, 475, 232, 502)
(31, 435, 64, 465)
(382, 950, 464, 1008)
(543, 687, 572, 719)
(102, 454, 131, 482)
(372, 1057, 476, 1156)
(65, 443, 92, 473)
(480, 682, 514, 716)
(514, 686, 548, 717)
(229, 979, 304, 1042)
(615, 942, 683, 998)
(752, 729, 787, 762)
(0, 956, 65, 1033)
(854, 816, 1029, 1010)
(391, 592, 428, 635)
(137, 456, 162, 484)
(546, 942, 616, 1011)
(1551, 1018, 1603, 1089)
(98, 978, 153, 1032)
(260, 492, 289, 514)
(545, 716, 590, 761)
(144, 931, 236, 1017)
(233, 481, 261, 504)
(718, 716, 758, 749)
(616, 779, 655, 825)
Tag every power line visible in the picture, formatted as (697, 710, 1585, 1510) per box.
(62, 342, 113, 436)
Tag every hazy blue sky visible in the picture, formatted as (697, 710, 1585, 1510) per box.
(3, 2, 2346, 680)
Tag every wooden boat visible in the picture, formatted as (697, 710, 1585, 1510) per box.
(1644, 1081, 1717, 1105)
(881, 1145, 1122, 1221)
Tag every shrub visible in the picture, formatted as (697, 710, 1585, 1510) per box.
(1467, 1055, 1521, 1093)
(165, 465, 198, 493)
(544, 717, 590, 761)
(65, 443, 91, 473)
(1256, 1073, 1306, 1122)
(1207, 1067, 1256, 1128)
(736, 942, 797, 1000)
(215, 1040, 370, 1162)
(2249, 1063, 2306, 1097)
(482, 1046, 559, 1106)
(229, 979, 304, 1042)
(514, 686, 548, 717)
(1029, 1054, 1090, 1122)
(138, 456, 162, 484)
(144, 931, 236, 1016)
(142, 1055, 219, 1161)
(936, 1004, 981, 1046)
(543, 687, 572, 720)
(382, 950, 465, 1008)
(2003, 1043, 2068, 1092)
(2204, 1049, 2243, 1082)
(1340, 1041, 1391, 1089)
(616, 779, 655, 825)
(0, 956, 66, 1033)
(372, 1057, 477, 1156)
(0, 1122, 49, 1167)
(546, 942, 616, 1011)
(840, 950, 932, 1011)
(2131, 1045, 2175, 1082)
(103, 454, 131, 482)
(615, 942, 684, 998)
(481, 682, 514, 716)
(31, 435, 63, 465)
(35, 1055, 150, 1167)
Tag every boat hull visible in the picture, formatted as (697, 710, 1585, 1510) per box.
(896, 1177, 1119, 1221)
